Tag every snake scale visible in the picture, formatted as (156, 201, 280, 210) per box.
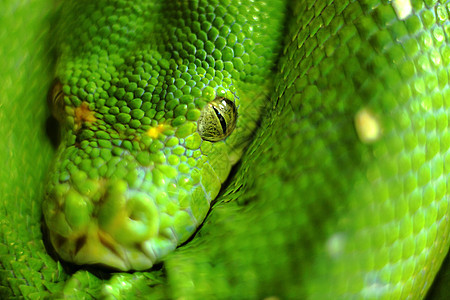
(1, 0, 449, 299)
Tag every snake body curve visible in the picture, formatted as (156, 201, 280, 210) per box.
(0, 0, 449, 298)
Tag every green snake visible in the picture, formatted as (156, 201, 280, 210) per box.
(1, 0, 450, 298)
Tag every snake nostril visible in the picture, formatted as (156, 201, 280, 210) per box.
(129, 211, 140, 221)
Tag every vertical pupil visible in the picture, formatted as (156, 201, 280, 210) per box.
(212, 106, 227, 135)
(54, 90, 63, 102)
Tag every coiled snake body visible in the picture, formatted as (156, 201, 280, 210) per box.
(1, 0, 449, 298)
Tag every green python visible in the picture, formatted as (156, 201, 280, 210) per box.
(1, 0, 450, 298)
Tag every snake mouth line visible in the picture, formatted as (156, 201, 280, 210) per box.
(47, 221, 179, 271)
(43, 172, 207, 271)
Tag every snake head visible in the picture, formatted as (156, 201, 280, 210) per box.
(43, 69, 248, 270)
(42, 47, 263, 270)
(42, 0, 283, 271)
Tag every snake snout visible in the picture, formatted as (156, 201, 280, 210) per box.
(96, 179, 160, 245)
(43, 178, 172, 270)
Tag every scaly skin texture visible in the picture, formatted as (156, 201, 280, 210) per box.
(43, 0, 285, 271)
(1, 0, 450, 299)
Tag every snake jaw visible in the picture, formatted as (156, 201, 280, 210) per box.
(43, 174, 187, 271)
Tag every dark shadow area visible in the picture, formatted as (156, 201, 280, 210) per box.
(426, 249, 450, 300)
(45, 115, 60, 149)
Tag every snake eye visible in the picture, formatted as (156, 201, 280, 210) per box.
(48, 80, 66, 123)
(197, 97, 237, 142)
